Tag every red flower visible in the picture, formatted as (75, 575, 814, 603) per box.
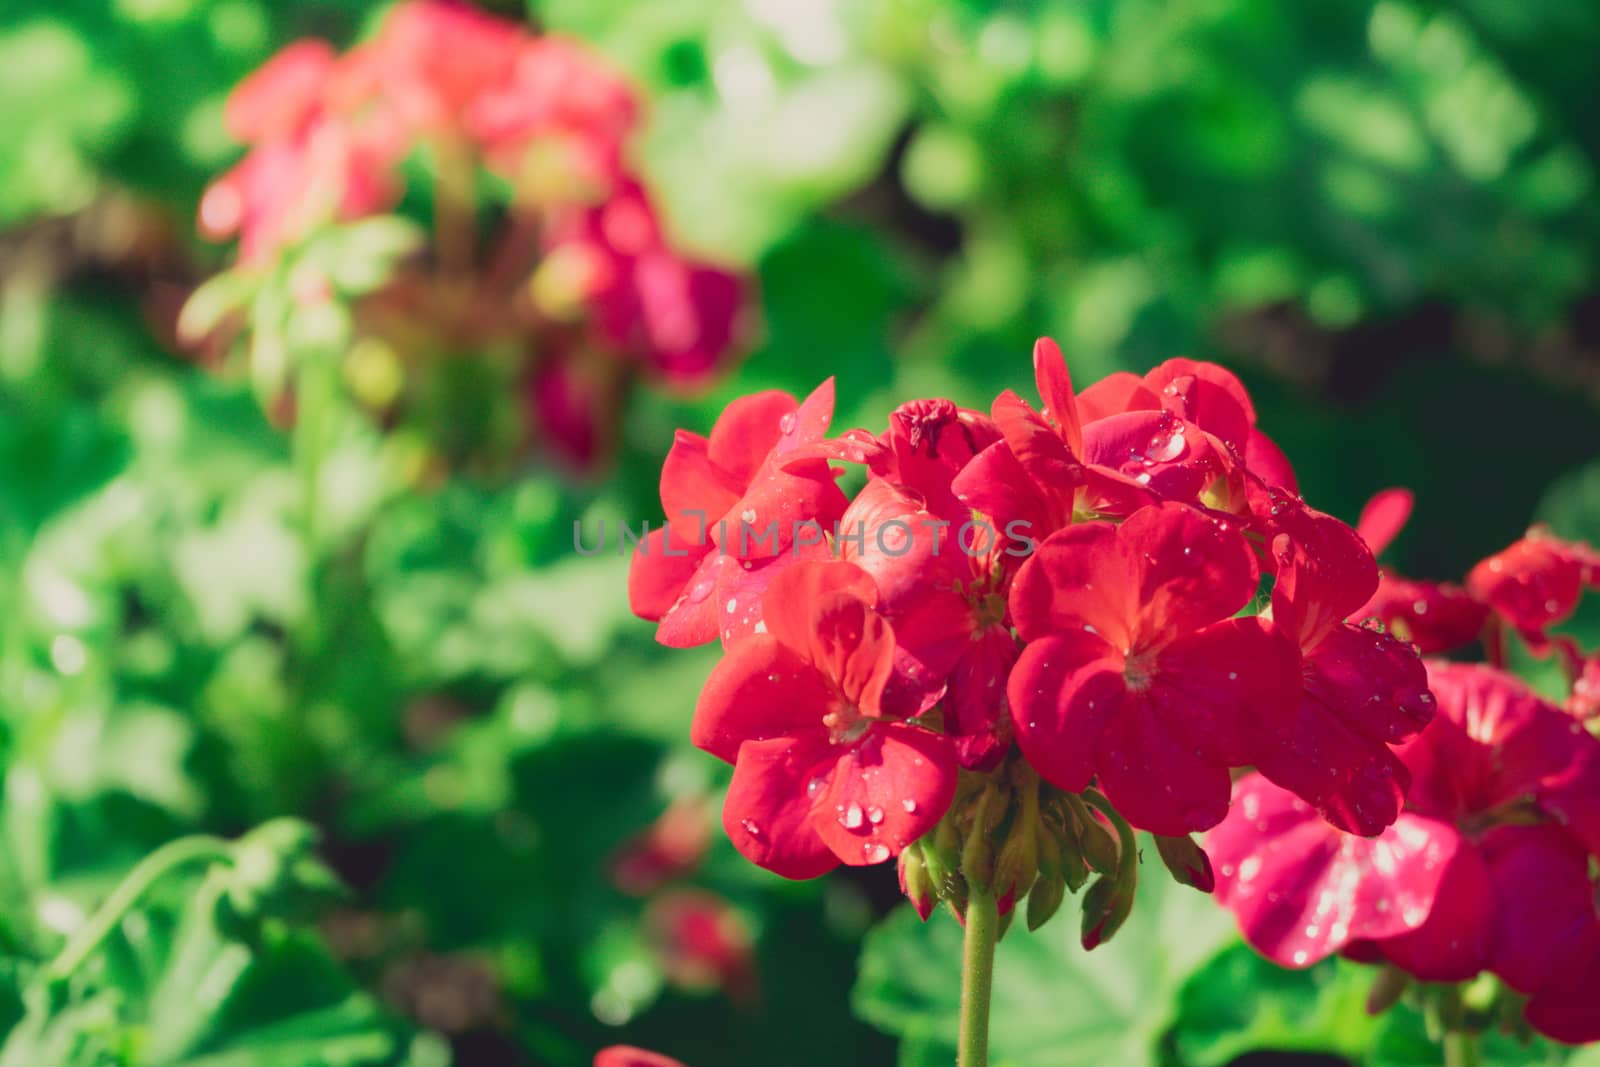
(628, 380, 848, 648)
(643, 889, 758, 1003)
(691, 561, 957, 877)
(1343, 487, 1488, 653)
(1211, 661, 1600, 1043)
(1468, 526, 1600, 649)
(833, 477, 1018, 768)
(1006, 502, 1298, 835)
(595, 1047, 687, 1067)
(544, 182, 746, 385)
(1252, 490, 1435, 835)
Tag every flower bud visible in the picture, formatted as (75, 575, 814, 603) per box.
(1365, 964, 1409, 1016)
(1070, 798, 1120, 875)
(994, 824, 1039, 903)
(1079, 872, 1134, 950)
(1154, 834, 1215, 893)
(1025, 873, 1066, 932)
(898, 841, 938, 922)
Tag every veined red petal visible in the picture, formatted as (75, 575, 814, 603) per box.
(1303, 624, 1434, 746)
(1254, 693, 1411, 837)
(1151, 617, 1300, 767)
(758, 560, 878, 659)
(654, 547, 731, 648)
(1144, 358, 1254, 452)
(1118, 502, 1259, 642)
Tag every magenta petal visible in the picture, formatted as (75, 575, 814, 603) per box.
(723, 736, 840, 880)
(1209, 775, 1461, 968)
(1480, 825, 1598, 994)
(1377, 840, 1493, 982)
(813, 723, 957, 866)
(1254, 692, 1410, 837)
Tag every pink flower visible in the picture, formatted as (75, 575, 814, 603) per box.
(1211, 661, 1600, 1043)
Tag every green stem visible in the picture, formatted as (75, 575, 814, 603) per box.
(44, 835, 232, 983)
(958, 884, 999, 1067)
(1443, 1031, 1481, 1067)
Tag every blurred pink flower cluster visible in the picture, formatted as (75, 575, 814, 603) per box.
(195, 0, 747, 468)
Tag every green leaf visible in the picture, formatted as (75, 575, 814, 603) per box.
(1171, 945, 1380, 1067)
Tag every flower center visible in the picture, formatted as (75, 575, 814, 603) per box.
(1123, 649, 1156, 691)
(823, 703, 870, 744)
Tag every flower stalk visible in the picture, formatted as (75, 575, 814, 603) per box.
(958, 883, 999, 1067)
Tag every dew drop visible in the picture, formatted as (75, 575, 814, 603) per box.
(842, 803, 865, 829)
(862, 842, 890, 863)
(779, 412, 798, 434)
(867, 805, 885, 825)
(901, 799, 917, 814)
(740, 818, 762, 839)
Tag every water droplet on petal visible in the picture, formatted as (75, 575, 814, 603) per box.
(862, 842, 890, 863)
(779, 412, 798, 435)
(867, 805, 884, 825)
(740, 818, 761, 839)
(842, 803, 864, 829)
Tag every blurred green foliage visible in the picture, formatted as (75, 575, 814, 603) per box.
(1, 0, 1597, 1065)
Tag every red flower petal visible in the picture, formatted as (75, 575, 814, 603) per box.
(595, 1046, 689, 1067)
(1209, 775, 1459, 968)
(1525, 951, 1600, 1044)
(812, 722, 958, 866)
(1351, 572, 1488, 654)
(1096, 691, 1234, 835)
(1076, 371, 1159, 422)
(1402, 662, 1584, 825)
(1376, 840, 1493, 982)
(1303, 624, 1435, 745)
(653, 549, 732, 648)
(757, 561, 879, 660)
(1253, 694, 1411, 837)
(1008, 522, 1131, 648)
(1117, 502, 1259, 642)
(1355, 488, 1413, 557)
(1008, 631, 1125, 793)
(1480, 824, 1597, 994)
(691, 636, 834, 764)
(1144, 357, 1254, 452)
(628, 524, 711, 622)
(707, 390, 797, 486)
(722, 737, 838, 879)
(1032, 337, 1083, 454)
(1243, 428, 1297, 494)
(1153, 617, 1300, 767)
(1468, 531, 1587, 639)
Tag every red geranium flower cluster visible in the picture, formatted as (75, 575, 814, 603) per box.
(1208, 489, 1600, 1043)
(190, 0, 747, 468)
(1350, 489, 1600, 717)
(1210, 661, 1600, 1042)
(631, 340, 1435, 936)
